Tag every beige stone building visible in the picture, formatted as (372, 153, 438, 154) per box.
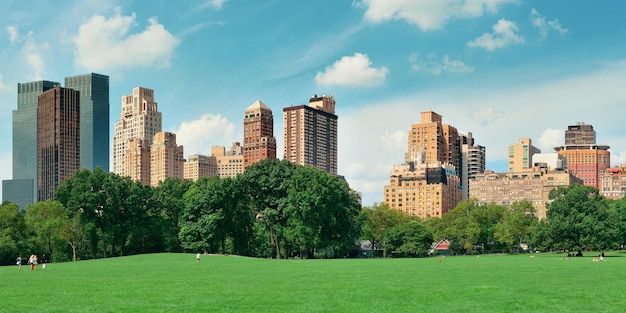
(460, 132, 486, 199)
(407, 111, 460, 171)
(113, 87, 162, 176)
(150, 132, 184, 186)
(469, 165, 582, 219)
(184, 154, 218, 181)
(212, 142, 244, 179)
(507, 137, 541, 173)
(384, 150, 462, 218)
(600, 165, 626, 199)
(124, 138, 151, 185)
(283, 95, 338, 174)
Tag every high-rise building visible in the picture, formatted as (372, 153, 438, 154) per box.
(469, 165, 582, 219)
(460, 132, 485, 199)
(385, 111, 464, 218)
(554, 123, 610, 188)
(124, 138, 151, 185)
(2, 80, 59, 209)
(508, 138, 540, 173)
(65, 73, 109, 171)
(113, 87, 162, 176)
(212, 142, 244, 178)
(150, 132, 184, 186)
(184, 154, 218, 181)
(565, 122, 595, 145)
(243, 100, 276, 169)
(283, 95, 338, 174)
(407, 111, 460, 170)
(37, 87, 80, 201)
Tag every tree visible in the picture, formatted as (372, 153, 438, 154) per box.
(385, 221, 433, 257)
(285, 166, 361, 258)
(494, 200, 538, 253)
(153, 178, 192, 252)
(0, 202, 27, 265)
(359, 203, 408, 257)
(544, 184, 613, 252)
(25, 200, 68, 262)
(238, 159, 298, 259)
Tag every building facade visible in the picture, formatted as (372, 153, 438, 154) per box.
(113, 87, 162, 176)
(460, 132, 486, 199)
(124, 138, 151, 185)
(150, 132, 184, 186)
(600, 165, 626, 199)
(212, 143, 244, 178)
(184, 154, 218, 181)
(37, 87, 80, 201)
(283, 95, 338, 174)
(508, 137, 541, 173)
(65, 73, 109, 172)
(469, 166, 582, 219)
(554, 123, 610, 189)
(384, 156, 462, 218)
(243, 100, 276, 169)
(3, 80, 60, 209)
(565, 122, 595, 145)
(407, 111, 461, 171)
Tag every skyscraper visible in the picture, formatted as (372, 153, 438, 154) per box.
(113, 87, 162, 176)
(2, 80, 59, 209)
(283, 95, 338, 174)
(460, 132, 485, 199)
(407, 111, 460, 170)
(150, 132, 184, 186)
(37, 87, 80, 201)
(243, 100, 276, 169)
(384, 111, 463, 218)
(65, 73, 109, 171)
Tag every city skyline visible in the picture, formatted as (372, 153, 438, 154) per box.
(1, 1, 626, 206)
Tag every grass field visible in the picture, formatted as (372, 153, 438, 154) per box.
(2, 252, 625, 312)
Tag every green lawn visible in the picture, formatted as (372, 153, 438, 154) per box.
(2, 252, 625, 312)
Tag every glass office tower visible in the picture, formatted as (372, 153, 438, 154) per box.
(65, 73, 110, 172)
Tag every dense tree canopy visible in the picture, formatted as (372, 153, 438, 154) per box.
(6, 168, 626, 264)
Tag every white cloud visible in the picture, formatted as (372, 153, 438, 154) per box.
(22, 31, 48, 81)
(381, 129, 406, 152)
(198, 0, 228, 10)
(356, 0, 516, 31)
(531, 8, 568, 38)
(6, 26, 18, 43)
(174, 114, 236, 156)
(472, 107, 505, 126)
(410, 53, 474, 74)
(0, 74, 6, 93)
(73, 8, 180, 71)
(467, 18, 524, 51)
(315, 53, 389, 87)
(536, 128, 563, 152)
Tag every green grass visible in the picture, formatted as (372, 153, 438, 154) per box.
(2, 252, 625, 312)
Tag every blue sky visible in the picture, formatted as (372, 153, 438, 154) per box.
(1, 0, 626, 206)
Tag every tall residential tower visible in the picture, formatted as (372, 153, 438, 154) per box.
(283, 95, 338, 174)
(243, 100, 276, 169)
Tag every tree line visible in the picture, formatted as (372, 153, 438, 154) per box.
(0, 159, 361, 264)
(2, 161, 626, 265)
